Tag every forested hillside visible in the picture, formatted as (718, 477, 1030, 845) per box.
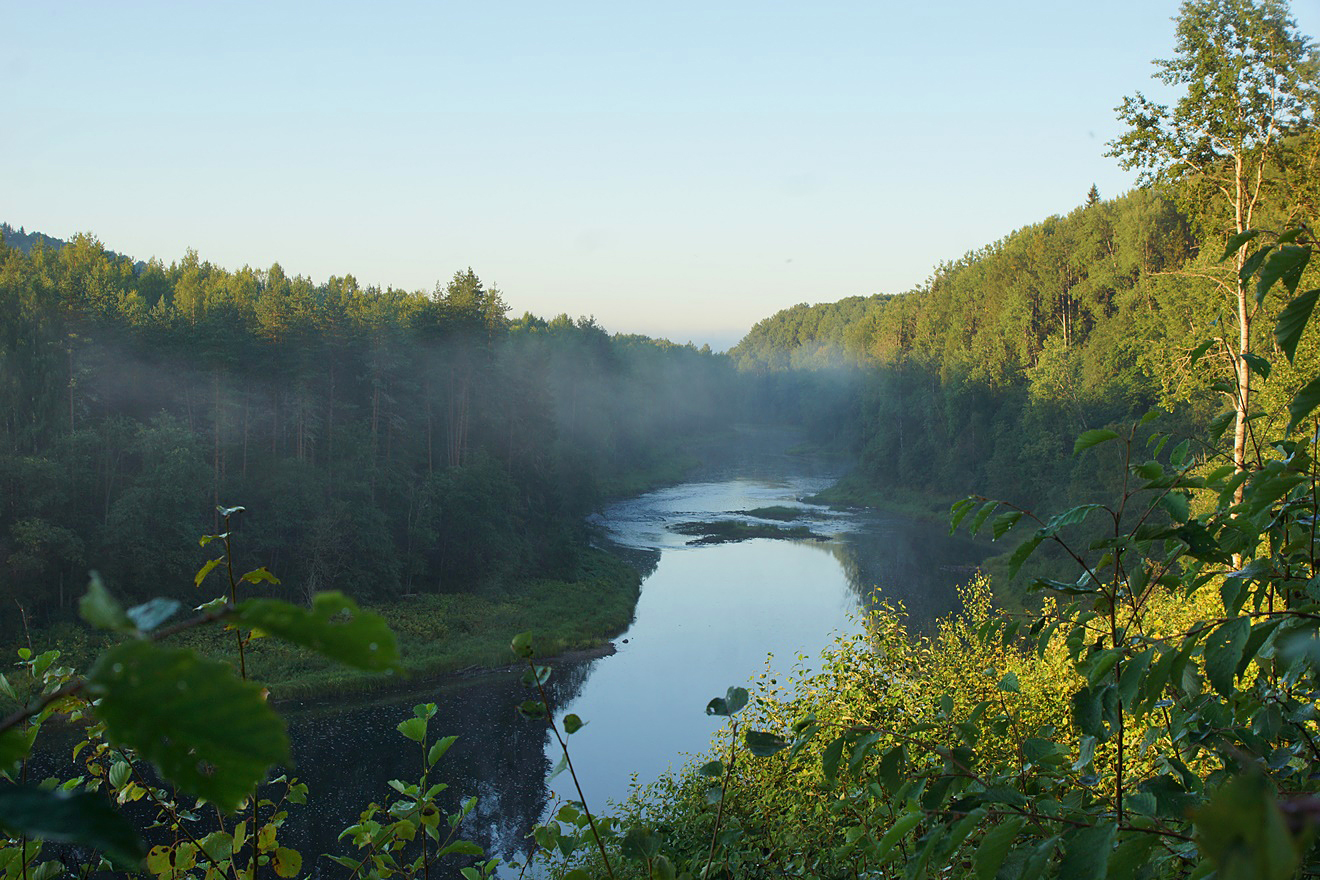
(732, 139, 1320, 515)
(0, 232, 745, 634)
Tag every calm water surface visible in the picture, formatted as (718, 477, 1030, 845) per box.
(285, 438, 986, 872)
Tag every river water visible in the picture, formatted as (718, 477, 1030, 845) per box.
(282, 435, 986, 872)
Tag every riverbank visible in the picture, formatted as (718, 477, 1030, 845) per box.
(5, 547, 642, 704)
(808, 472, 959, 522)
(807, 470, 1046, 610)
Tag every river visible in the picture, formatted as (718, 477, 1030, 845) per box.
(279, 432, 987, 874)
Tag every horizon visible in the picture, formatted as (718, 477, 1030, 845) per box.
(7, 1, 1320, 351)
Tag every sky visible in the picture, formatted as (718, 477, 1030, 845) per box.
(6, 1, 1320, 351)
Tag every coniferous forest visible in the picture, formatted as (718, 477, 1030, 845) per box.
(8, 1, 1320, 878)
(0, 226, 745, 627)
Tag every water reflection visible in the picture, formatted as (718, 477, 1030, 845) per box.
(830, 512, 987, 624)
(272, 445, 987, 876)
(282, 660, 592, 873)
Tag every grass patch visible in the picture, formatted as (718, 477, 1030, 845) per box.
(671, 519, 823, 545)
(6, 548, 642, 704)
(598, 450, 703, 500)
(808, 474, 957, 522)
(740, 505, 808, 522)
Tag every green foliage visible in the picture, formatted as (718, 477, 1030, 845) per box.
(233, 592, 402, 673)
(0, 787, 143, 867)
(88, 640, 290, 811)
(0, 523, 490, 879)
(538, 224, 1320, 880)
(0, 231, 744, 637)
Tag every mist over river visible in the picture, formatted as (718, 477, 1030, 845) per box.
(282, 429, 987, 873)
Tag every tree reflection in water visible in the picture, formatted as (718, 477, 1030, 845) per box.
(283, 655, 594, 875)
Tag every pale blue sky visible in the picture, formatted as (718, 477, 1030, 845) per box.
(7, 1, 1320, 350)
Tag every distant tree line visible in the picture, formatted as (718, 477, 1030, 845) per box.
(0, 233, 746, 632)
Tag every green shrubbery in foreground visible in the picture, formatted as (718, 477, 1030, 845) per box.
(524, 229, 1320, 879)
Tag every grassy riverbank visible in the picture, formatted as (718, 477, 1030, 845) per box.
(8, 548, 642, 703)
(808, 472, 958, 522)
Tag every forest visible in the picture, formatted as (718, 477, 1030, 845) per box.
(0, 223, 749, 637)
(7, 0, 1320, 878)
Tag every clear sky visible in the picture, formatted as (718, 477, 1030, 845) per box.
(6, 1, 1320, 351)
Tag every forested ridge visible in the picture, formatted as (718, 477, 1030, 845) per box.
(0, 225, 744, 635)
(732, 145, 1320, 517)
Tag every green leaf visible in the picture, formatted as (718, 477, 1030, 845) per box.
(517, 700, 547, 720)
(272, 847, 302, 878)
(974, 816, 1025, 880)
(1023, 835, 1061, 879)
(968, 501, 998, 536)
(547, 751, 569, 783)
(950, 498, 978, 533)
(873, 810, 923, 861)
(991, 511, 1023, 540)
(1188, 339, 1216, 366)
(194, 557, 224, 588)
(1074, 429, 1119, 456)
(1204, 617, 1251, 697)
(649, 854, 676, 880)
(428, 735, 457, 766)
(821, 736, 846, 783)
(1059, 821, 1116, 880)
(436, 841, 484, 858)
(997, 671, 1020, 693)
(1275, 289, 1320, 363)
(1108, 835, 1159, 880)
(1285, 375, 1320, 435)
(699, 760, 723, 778)
(108, 760, 132, 789)
(521, 665, 551, 687)
(125, 598, 182, 633)
(239, 567, 280, 586)
(726, 687, 749, 713)
(510, 632, 534, 659)
(1073, 734, 1097, 771)
(1031, 577, 1099, 596)
(1085, 649, 1121, 688)
(1241, 351, 1271, 380)
(1193, 773, 1300, 880)
(1072, 686, 1104, 737)
(397, 717, 426, 743)
(1220, 228, 1262, 261)
(1043, 503, 1103, 535)
(878, 744, 905, 790)
(1159, 492, 1190, 522)
(707, 686, 748, 717)
(0, 729, 29, 777)
(620, 825, 661, 861)
(1008, 532, 1045, 578)
(1240, 244, 1273, 287)
(1117, 649, 1153, 707)
(79, 573, 133, 633)
(745, 730, 789, 757)
(1256, 244, 1311, 303)
(0, 785, 146, 867)
(1022, 737, 1066, 766)
(562, 714, 585, 735)
(234, 593, 401, 672)
(87, 641, 289, 812)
